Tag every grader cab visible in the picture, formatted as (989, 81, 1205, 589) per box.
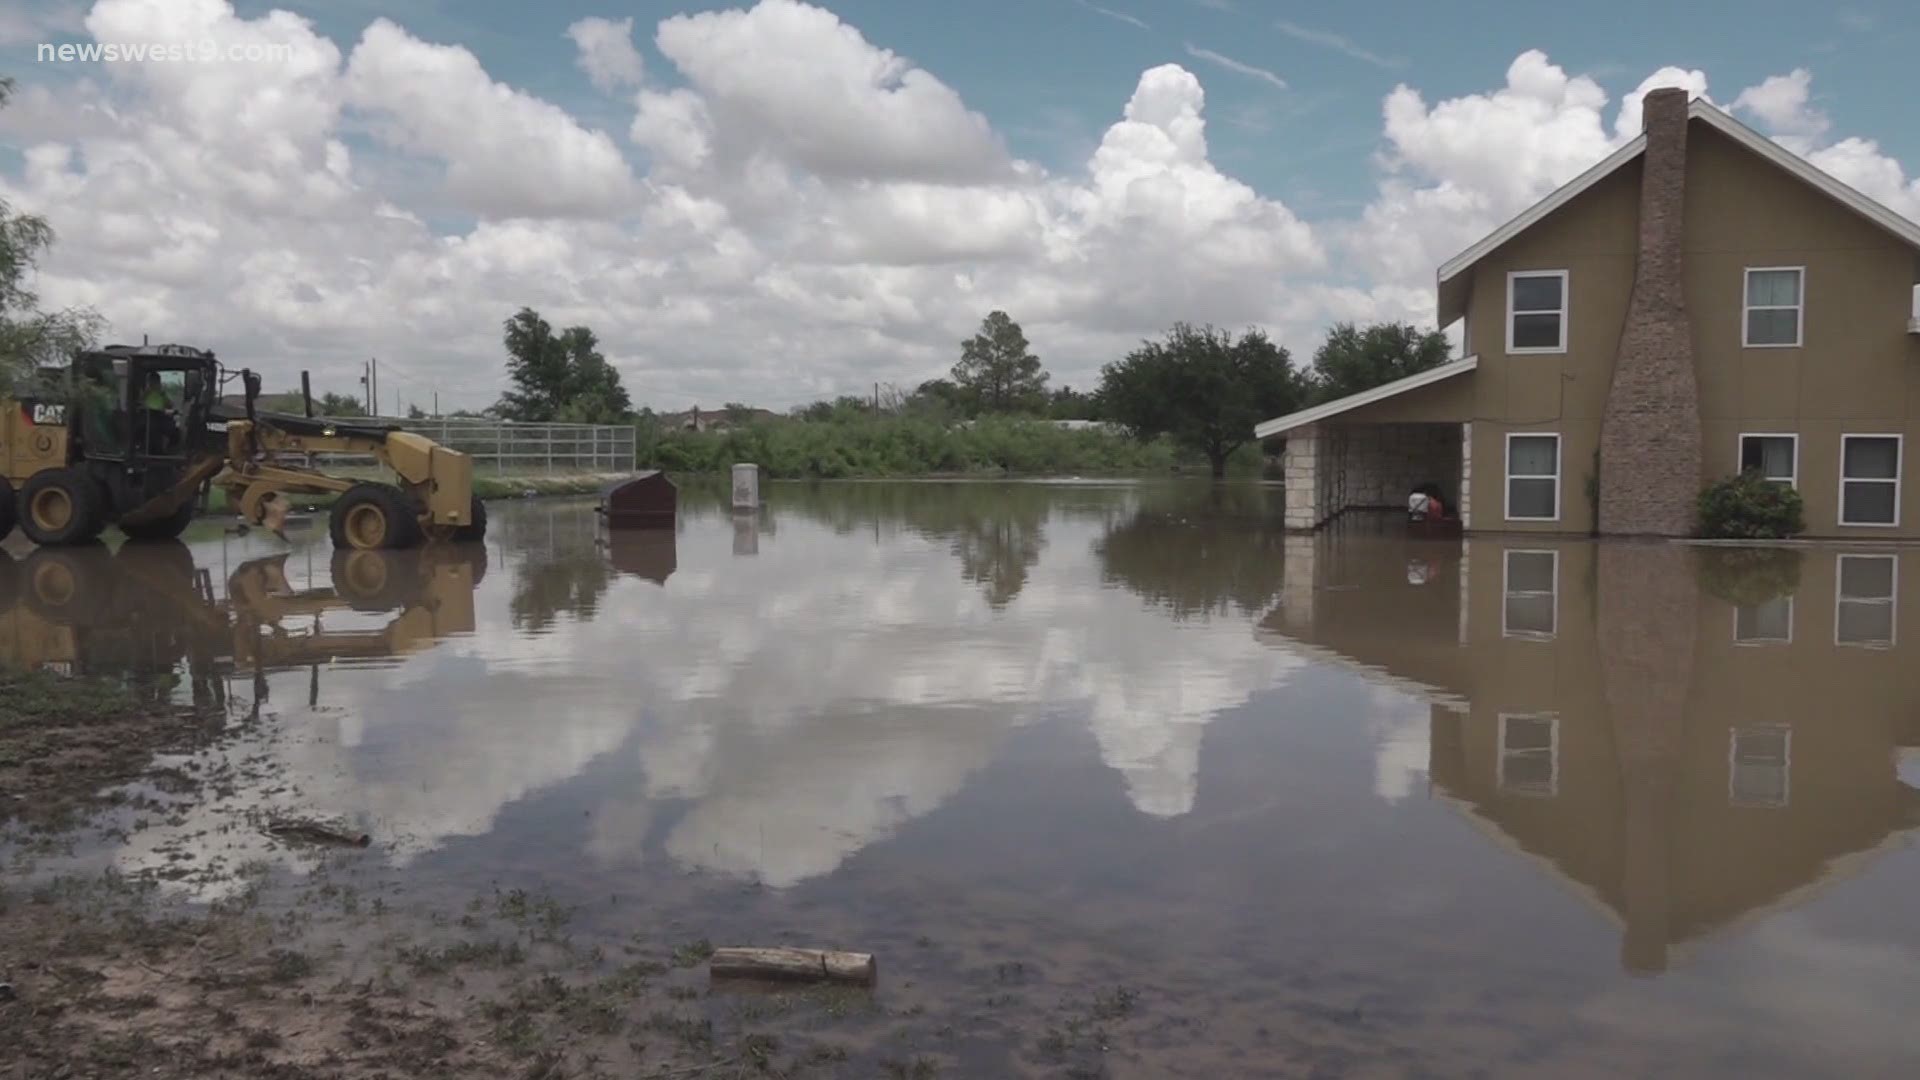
(0, 344, 483, 550)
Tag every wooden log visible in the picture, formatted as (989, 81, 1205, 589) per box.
(709, 947, 876, 987)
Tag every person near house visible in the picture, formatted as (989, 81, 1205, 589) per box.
(1408, 482, 1447, 522)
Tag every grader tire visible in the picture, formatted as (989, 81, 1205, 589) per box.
(120, 499, 197, 542)
(22, 544, 114, 625)
(20, 467, 106, 547)
(454, 496, 487, 543)
(329, 484, 423, 551)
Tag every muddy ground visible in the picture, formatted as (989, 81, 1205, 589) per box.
(0, 671, 1161, 1079)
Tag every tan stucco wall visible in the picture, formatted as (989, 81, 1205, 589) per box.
(1403, 120, 1920, 537)
(1277, 536, 1920, 963)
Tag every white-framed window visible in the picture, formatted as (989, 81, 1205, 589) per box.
(1507, 270, 1568, 354)
(1498, 712, 1559, 797)
(1839, 434, 1902, 527)
(1835, 553, 1897, 648)
(1733, 595, 1794, 645)
(1505, 433, 1561, 522)
(1743, 267, 1804, 348)
(1728, 726, 1791, 808)
(1502, 549, 1558, 639)
(1737, 432, 1798, 487)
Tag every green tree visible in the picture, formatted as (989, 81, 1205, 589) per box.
(0, 78, 104, 391)
(953, 311, 1047, 415)
(1047, 384, 1099, 421)
(1098, 323, 1304, 479)
(317, 392, 367, 417)
(498, 307, 631, 423)
(1307, 321, 1452, 404)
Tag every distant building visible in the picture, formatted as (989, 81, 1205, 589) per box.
(659, 406, 780, 432)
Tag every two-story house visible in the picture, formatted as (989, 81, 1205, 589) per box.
(1260, 87, 1920, 537)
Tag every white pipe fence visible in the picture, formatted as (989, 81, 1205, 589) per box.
(298, 417, 636, 474)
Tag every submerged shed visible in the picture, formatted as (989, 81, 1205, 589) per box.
(599, 471, 677, 528)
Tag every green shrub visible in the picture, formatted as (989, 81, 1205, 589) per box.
(640, 415, 1180, 479)
(1697, 470, 1805, 539)
(1695, 547, 1803, 607)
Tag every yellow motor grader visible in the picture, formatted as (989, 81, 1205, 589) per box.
(0, 344, 483, 549)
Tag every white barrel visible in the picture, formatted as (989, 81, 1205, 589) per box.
(731, 463, 760, 510)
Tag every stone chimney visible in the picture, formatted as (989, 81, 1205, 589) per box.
(1599, 87, 1701, 536)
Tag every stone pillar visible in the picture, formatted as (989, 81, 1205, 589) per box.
(1283, 427, 1324, 529)
(1278, 533, 1319, 633)
(1600, 86, 1702, 536)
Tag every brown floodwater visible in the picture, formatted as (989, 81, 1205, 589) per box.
(7, 480, 1920, 1076)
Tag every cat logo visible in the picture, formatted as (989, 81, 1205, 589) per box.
(29, 403, 66, 426)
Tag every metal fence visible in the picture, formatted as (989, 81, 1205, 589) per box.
(302, 417, 635, 474)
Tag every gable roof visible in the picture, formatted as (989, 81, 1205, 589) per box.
(1437, 99, 1920, 325)
(1253, 355, 1477, 440)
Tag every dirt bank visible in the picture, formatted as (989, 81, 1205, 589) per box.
(0, 672, 1138, 1079)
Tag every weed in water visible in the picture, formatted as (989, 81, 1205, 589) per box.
(398, 938, 527, 976)
(643, 1010, 714, 1052)
(1090, 986, 1138, 1021)
(670, 938, 714, 968)
(267, 949, 315, 984)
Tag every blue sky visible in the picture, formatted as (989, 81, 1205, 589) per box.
(1, 0, 1916, 410)
(210, 0, 1920, 224)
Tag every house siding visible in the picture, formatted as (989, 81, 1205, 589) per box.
(1274, 105, 1920, 537)
(1441, 117, 1919, 537)
(1459, 155, 1642, 533)
(1683, 122, 1920, 536)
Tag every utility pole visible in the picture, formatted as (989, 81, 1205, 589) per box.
(359, 361, 370, 414)
(370, 357, 379, 419)
(433, 391, 439, 417)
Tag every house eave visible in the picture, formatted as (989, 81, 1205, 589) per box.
(1435, 99, 1920, 328)
(1435, 134, 1649, 326)
(1253, 355, 1478, 440)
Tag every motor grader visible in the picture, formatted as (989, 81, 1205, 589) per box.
(0, 343, 484, 549)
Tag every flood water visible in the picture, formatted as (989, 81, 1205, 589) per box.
(10, 480, 1920, 1076)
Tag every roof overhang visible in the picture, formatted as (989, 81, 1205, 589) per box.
(1254, 355, 1478, 440)
(1436, 100, 1920, 327)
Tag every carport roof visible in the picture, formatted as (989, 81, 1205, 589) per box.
(1253, 355, 1478, 440)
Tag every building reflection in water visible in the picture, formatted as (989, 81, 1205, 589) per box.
(1261, 525, 1920, 975)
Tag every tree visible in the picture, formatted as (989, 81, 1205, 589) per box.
(1047, 384, 1099, 421)
(0, 78, 104, 391)
(908, 378, 967, 417)
(498, 307, 631, 423)
(952, 311, 1048, 415)
(317, 392, 367, 417)
(406, 402, 427, 420)
(1307, 321, 1451, 404)
(1098, 323, 1304, 479)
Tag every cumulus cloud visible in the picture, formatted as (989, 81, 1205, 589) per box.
(651, 0, 1014, 184)
(345, 19, 638, 218)
(1341, 53, 1917, 329)
(566, 15, 645, 94)
(2, 3, 1916, 410)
